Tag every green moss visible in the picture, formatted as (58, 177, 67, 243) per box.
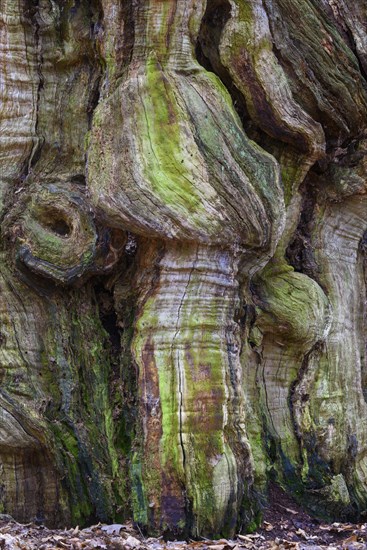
(245, 520, 259, 534)
(281, 160, 303, 207)
(51, 422, 94, 524)
(131, 454, 148, 526)
(256, 260, 328, 347)
(151, 2, 171, 60)
(36, 292, 129, 525)
(237, 0, 254, 23)
(84, 130, 91, 151)
(130, 248, 244, 535)
(138, 55, 206, 221)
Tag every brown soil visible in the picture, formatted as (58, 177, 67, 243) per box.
(1, 487, 366, 549)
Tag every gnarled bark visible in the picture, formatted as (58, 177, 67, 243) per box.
(0, 0, 366, 539)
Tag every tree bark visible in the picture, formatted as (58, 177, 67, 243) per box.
(0, 0, 366, 538)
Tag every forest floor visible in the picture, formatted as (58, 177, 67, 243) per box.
(1, 487, 366, 550)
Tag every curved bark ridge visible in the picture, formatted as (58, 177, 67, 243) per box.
(88, 0, 284, 250)
(0, 0, 127, 528)
(202, 0, 325, 159)
(261, 0, 367, 140)
(88, 0, 285, 536)
(3, 182, 126, 285)
(293, 151, 367, 514)
(4, 183, 97, 284)
(0, 2, 38, 215)
(196, 0, 367, 522)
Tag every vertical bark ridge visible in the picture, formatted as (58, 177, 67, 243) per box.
(0, 254, 68, 523)
(130, 0, 206, 70)
(205, 0, 325, 159)
(131, 242, 252, 536)
(0, 0, 124, 527)
(0, 1, 39, 214)
(88, 0, 284, 536)
(298, 194, 367, 511)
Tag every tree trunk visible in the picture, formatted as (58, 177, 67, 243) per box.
(0, 0, 366, 538)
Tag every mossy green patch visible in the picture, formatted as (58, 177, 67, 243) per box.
(138, 55, 206, 222)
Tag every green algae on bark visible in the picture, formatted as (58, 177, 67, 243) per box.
(87, 0, 285, 536)
(131, 242, 253, 536)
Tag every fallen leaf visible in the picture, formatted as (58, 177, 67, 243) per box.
(217, 539, 234, 546)
(82, 540, 107, 549)
(101, 524, 125, 536)
(295, 528, 308, 540)
(342, 534, 358, 545)
(0, 534, 23, 550)
(125, 535, 142, 548)
(237, 534, 253, 543)
(277, 504, 298, 515)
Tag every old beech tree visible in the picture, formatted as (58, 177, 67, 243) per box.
(0, 0, 367, 539)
